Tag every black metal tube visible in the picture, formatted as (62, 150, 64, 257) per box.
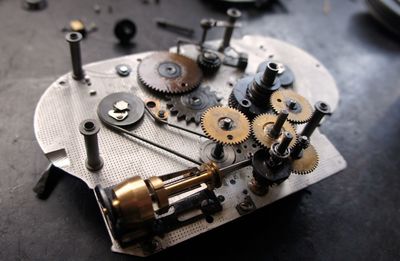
(269, 110, 289, 138)
(66, 32, 84, 80)
(262, 62, 279, 86)
(79, 119, 104, 171)
(219, 8, 241, 51)
(291, 136, 309, 159)
(301, 101, 331, 138)
(211, 143, 224, 159)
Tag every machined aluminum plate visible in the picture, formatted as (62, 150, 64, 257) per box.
(34, 35, 346, 256)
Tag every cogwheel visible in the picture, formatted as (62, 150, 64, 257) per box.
(201, 106, 250, 145)
(137, 51, 202, 94)
(270, 90, 313, 124)
(197, 50, 221, 75)
(292, 145, 319, 175)
(166, 86, 221, 124)
(251, 113, 297, 149)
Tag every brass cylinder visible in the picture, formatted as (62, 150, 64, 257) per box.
(112, 176, 154, 226)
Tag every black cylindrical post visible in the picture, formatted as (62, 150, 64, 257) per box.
(79, 119, 103, 171)
(269, 110, 289, 138)
(66, 32, 84, 80)
(219, 8, 241, 51)
(301, 101, 331, 138)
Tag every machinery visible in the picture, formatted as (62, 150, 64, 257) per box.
(33, 9, 346, 256)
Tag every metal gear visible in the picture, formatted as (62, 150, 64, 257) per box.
(292, 145, 319, 175)
(200, 140, 236, 168)
(137, 51, 202, 94)
(166, 86, 221, 124)
(270, 90, 313, 124)
(201, 106, 250, 145)
(251, 113, 297, 149)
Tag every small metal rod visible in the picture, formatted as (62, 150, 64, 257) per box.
(108, 124, 201, 165)
(220, 158, 252, 176)
(156, 18, 195, 36)
(145, 106, 209, 139)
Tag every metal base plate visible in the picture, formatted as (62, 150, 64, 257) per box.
(34, 35, 346, 256)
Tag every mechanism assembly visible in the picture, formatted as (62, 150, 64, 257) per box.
(33, 9, 346, 257)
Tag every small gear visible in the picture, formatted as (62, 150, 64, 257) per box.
(251, 113, 297, 149)
(166, 86, 221, 124)
(137, 51, 202, 94)
(292, 145, 319, 175)
(197, 50, 221, 75)
(270, 90, 313, 124)
(201, 107, 250, 145)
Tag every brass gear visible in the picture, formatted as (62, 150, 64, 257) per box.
(251, 113, 297, 149)
(137, 51, 202, 94)
(201, 106, 250, 145)
(292, 145, 319, 175)
(270, 90, 313, 124)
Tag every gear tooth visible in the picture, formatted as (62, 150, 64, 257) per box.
(194, 114, 202, 124)
(176, 111, 185, 119)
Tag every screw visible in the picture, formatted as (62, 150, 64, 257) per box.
(222, 118, 233, 130)
(288, 99, 298, 110)
(158, 110, 165, 118)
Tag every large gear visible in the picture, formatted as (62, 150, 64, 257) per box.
(270, 90, 313, 124)
(166, 86, 221, 124)
(251, 113, 297, 149)
(201, 106, 250, 145)
(292, 145, 319, 175)
(137, 51, 202, 94)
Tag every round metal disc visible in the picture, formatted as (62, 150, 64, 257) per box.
(270, 90, 313, 124)
(199, 140, 236, 168)
(97, 92, 144, 127)
(137, 51, 202, 94)
(252, 113, 297, 149)
(292, 145, 319, 175)
(201, 107, 250, 145)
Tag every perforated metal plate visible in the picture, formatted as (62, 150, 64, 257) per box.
(34, 35, 346, 256)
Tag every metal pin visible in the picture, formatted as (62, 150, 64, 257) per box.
(66, 32, 84, 80)
(79, 119, 103, 171)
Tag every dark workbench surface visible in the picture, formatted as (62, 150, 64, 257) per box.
(1, 0, 399, 260)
